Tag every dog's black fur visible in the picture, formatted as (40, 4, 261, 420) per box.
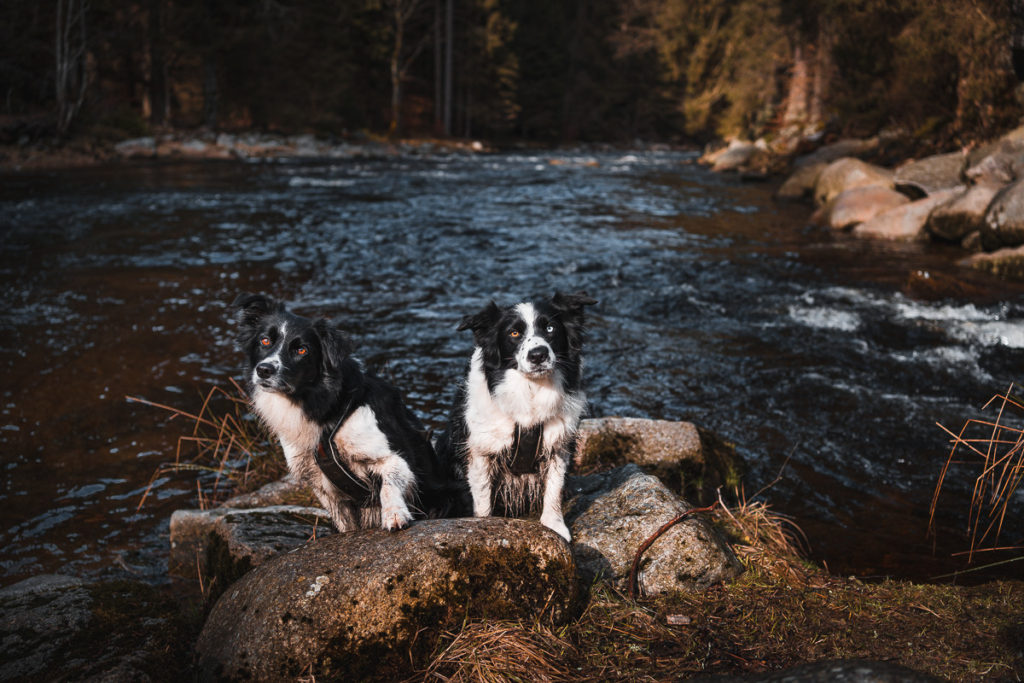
(434, 291, 596, 541)
(233, 293, 457, 531)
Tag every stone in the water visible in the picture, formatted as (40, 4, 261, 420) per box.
(194, 517, 579, 681)
(565, 464, 742, 596)
(926, 183, 1001, 242)
(893, 151, 966, 196)
(813, 157, 894, 206)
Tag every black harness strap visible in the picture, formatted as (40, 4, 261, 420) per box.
(509, 423, 545, 475)
(313, 395, 378, 507)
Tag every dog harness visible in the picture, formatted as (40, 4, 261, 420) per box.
(509, 423, 545, 475)
(314, 398, 379, 508)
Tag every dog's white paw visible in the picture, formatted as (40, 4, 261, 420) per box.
(381, 505, 413, 531)
(541, 515, 571, 542)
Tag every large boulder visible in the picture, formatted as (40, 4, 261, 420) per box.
(966, 139, 1024, 186)
(194, 517, 579, 681)
(776, 161, 828, 201)
(959, 244, 1024, 280)
(926, 183, 1001, 242)
(822, 186, 910, 230)
(169, 505, 333, 594)
(893, 151, 966, 196)
(564, 464, 742, 596)
(814, 158, 894, 206)
(852, 188, 961, 242)
(574, 417, 744, 502)
(981, 177, 1024, 249)
(0, 575, 191, 681)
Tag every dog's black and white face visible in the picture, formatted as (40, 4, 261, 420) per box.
(234, 293, 350, 402)
(459, 292, 596, 390)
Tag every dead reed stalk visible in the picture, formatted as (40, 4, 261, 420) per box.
(127, 379, 284, 510)
(931, 384, 1024, 562)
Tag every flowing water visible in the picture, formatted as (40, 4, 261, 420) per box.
(2, 149, 1022, 586)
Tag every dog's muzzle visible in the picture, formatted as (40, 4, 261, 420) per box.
(520, 345, 554, 376)
(256, 362, 277, 380)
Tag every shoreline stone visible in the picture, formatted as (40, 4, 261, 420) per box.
(194, 517, 579, 681)
(565, 464, 743, 595)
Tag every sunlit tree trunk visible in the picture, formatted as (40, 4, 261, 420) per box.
(55, 0, 89, 135)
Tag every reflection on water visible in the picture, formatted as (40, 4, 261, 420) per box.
(2, 150, 1022, 585)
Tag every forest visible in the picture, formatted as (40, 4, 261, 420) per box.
(1, 0, 1022, 147)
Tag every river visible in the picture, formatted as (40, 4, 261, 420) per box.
(2, 148, 1022, 586)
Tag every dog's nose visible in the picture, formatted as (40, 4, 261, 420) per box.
(256, 362, 277, 379)
(527, 346, 550, 365)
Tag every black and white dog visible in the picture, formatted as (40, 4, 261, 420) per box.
(435, 292, 597, 541)
(232, 293, 455, 532)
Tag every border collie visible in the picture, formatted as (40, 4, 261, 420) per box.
(232, 293, 455, 532)
(435, 291, 597, 541)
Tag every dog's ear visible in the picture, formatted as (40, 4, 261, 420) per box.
(313, 319, 353, 373)
(458, 301, 502, 368)
(551, 291, 596, 351)
(232, 293, 279, 343)
(551, 291, 597, 314)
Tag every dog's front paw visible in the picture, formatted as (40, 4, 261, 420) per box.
(540, 514, 571, 542)
(381, 505, 413, 532)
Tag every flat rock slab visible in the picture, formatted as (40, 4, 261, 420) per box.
(959, 244, 1024, 281)
(194, 517, 579, 681)
(688, 658, 941, 682)
(168, 505, 332, 588)
(852, 188, 961, 242)
(575, 417, 703, 469)
(982, 177, 1024, 249)
(565, 464, 742, 596)
(893, 151, 966, 196)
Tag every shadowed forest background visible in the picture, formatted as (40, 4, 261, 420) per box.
(3, 0, 1023, 148)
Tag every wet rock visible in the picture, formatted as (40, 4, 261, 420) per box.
(564, 464, 742, 596)
(0, 574, 192, 681)
(823, 185, 910, 230)
(710, 140, 762, 172)
(776, 161, 827, 201)
(194, 517, 578, 681)
(926, 183, 1001, 242)
(795, 137, 880, 168)
(981, 177, 1024, 248)
(574, 417, 743, 502)
(966, 139, 1024, 186)
(893, 151, 966, 196)
(852, 188, 960, 241)
(690, 658, 941, 682)
(814, 157, 894, 206)
(113, 136, 156, 158)
(220, 474, 309, 508)
(168, 505, 332, 590)
(959, 244, 1024, 280)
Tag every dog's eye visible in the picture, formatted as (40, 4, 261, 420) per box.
(509, 330, 520, 338)
(545, 325, 554, 333)
(259, 336, 271, 347)
(295, 346, 308, 357)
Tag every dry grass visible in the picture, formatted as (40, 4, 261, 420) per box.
(127, 379, 286, 510)
(423, 621, 579, 683)
(931, 384, 1024, 562)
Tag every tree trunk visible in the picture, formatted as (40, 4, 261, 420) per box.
(148, 0, 168, 126)
(390, 2, 403, 135)
(202, 58, 218, 128)
(55, 0, 89, 135)
(434, 0, 442, 134)
(443, 0, 453, 136)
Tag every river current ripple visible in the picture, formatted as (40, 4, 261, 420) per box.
(1, 149, 1022, 585)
